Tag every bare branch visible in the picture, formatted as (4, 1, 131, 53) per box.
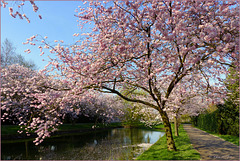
(101, 86, 159, 110)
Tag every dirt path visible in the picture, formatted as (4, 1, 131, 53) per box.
(183, 124, 239, 160)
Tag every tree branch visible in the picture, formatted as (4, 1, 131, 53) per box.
(101, 86, 159, 110)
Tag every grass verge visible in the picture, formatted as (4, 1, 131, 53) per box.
(136, 124, 200, 160)
(1, 125, 20, 135)
(194, 126, 239, 146)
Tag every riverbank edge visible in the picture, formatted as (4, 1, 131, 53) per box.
(1, 123, 164, 142)
(136, 124, 201, 160)
(1, 125, 123, 141)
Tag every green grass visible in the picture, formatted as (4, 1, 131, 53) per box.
(152, 124, 164, 129)
(194, 127, 239, 146)
(216, 134, 239, 146)
(136, 124, 200, 160)
(1, 125, 21, 135)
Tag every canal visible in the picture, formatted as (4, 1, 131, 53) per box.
(2, 128, 165, 160)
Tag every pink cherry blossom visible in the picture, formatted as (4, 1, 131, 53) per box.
(2, 0, 41, 22)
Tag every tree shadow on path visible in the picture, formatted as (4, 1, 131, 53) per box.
(183, 124, 239, 160)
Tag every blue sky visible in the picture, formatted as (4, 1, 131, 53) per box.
(1, 1, 87, 70)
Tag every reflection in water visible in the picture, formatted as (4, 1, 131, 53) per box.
(2, 128, 164, 160)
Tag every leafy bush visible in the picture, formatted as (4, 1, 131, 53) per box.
(194, 111, 218, 133)
(217, 102, 239, 136)
(191, 102, 239, 136)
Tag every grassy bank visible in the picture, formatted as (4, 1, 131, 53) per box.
(1, 125, 20, 135)
(194, 126, 239, 146)
(1, 122, 122, 136)
(136, 124, 200, 160)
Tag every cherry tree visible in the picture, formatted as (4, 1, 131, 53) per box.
(165, 73, 219, 136)
(4, 0, 239, 151)
(1, 64, 81, 145)
(167, 95, 209, 137)
(73, 94, 125, 125)
(93, 94, 125, 123)
(1, 64, 124, 145)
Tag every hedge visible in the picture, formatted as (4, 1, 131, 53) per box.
(191, 102, 239, 136)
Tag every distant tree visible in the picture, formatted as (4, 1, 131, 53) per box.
(166, 81, 208, 137)
(1, 38, 16, 67)
(119, 88, 159, 127)
(1, 38, 37, 70)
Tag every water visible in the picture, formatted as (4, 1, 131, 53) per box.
(2, 128, 165, 160)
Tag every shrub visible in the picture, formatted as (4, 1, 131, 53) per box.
(192, 102, 239, 136)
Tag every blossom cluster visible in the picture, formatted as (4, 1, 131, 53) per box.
(1, 0, 41, 23)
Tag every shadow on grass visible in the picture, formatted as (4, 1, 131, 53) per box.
(136, 124, 200, 160)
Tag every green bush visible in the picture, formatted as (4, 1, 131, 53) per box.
(217, 102, 239, 136)
(195, 111, 218, 133)
(191, 102, 239, 136)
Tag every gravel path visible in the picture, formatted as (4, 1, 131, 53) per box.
(183, 124, 239, 160)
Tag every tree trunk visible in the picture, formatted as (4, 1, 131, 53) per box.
(174, 116, 179, 137)
(159, 110, 177, 151)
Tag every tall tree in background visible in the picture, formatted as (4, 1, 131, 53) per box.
(1, 38, 36, 70)
(1, 39, 16, 67)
